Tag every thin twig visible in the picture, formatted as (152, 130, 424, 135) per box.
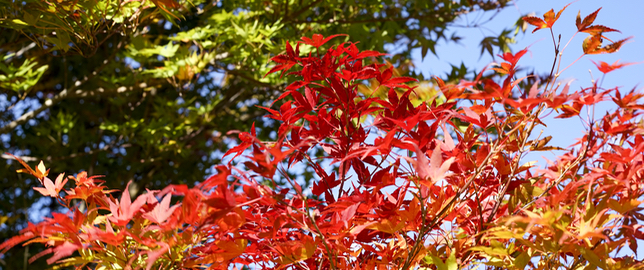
(0, 41, 123, 134)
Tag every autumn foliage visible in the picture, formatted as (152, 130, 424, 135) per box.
(2, 5, 644, 269)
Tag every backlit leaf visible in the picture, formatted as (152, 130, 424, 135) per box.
(522, 16, 547, 33)
(576, 8, 601, 31)
(591, 60, 639, 74)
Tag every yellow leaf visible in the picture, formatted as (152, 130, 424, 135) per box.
(37, 161, 46, 176)
(609, 199, 641, 214)
(579, 247, 607, 269)
(0, 216, 8, 225)
(368, 217, 406, 234)
(490, 228, 525, 239)
(11, 19, 28, 25)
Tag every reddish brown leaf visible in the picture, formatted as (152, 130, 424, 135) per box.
(576, 8, 601, 31)
(599, 37, 632, 54)
(522, 16, 547, 33)
(582, 34, 603, 54)
(580, 25, 620, 35)
(584, 36, 632, 55)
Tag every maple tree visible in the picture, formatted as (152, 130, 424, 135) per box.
(0, 1, 515, 266)
(2, 4, 644, 269)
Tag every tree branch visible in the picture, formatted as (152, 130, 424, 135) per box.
(282, 0, 322, 22)
(288, 11, 465, 25)
(0, 41, 123, 134)
(2, 141, 132, 163)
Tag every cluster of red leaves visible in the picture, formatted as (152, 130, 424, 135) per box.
(2, 6, 644, 269)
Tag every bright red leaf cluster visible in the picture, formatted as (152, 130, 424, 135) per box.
(2, 5, 644, 269)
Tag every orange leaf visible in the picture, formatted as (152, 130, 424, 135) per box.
(522, 16, 547, 33)
(591, 60, 639, 74)
(580, 25, 620, 35)
(582, 34, 603, 54)
(555, 102, 583, 118)
(576, 8, 601, 31)
(433, 76, 445, 88)
(6, 153, 49, 180)
(584, 36, 632, 55)
(543, 3, 571, 28)
(523, 3, 570, 33)
(275, 237, 315, 265)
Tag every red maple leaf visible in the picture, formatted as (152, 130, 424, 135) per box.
(591, 60, 639, 74)
(108, 181, 149, 226)
(300, 34, 347, 48)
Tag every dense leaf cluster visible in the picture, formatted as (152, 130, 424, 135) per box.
(2, 5, 644, 266)
(0, 1, 514, 268)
